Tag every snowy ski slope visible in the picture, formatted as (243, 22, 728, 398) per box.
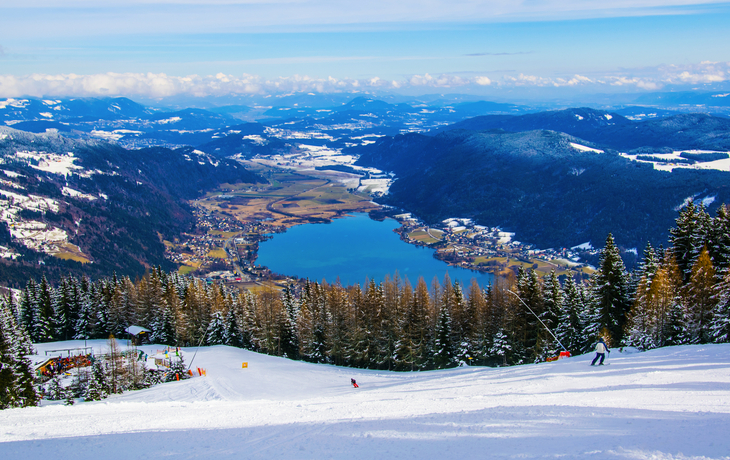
(1, 341, 730, 459)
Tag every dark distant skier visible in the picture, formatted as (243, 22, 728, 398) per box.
(351, 378, 359, 388)
(591, 337, 610, 366)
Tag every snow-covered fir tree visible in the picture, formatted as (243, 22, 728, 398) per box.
(556, 275, 585, 355)
(84, 359, 109, 401)
(710, 271, 730, 343)
(670, 201, 711, 281)
(0, 296, 40, 409)
(206, 310, 227, 345)
(708, 204, 730, 277)
(432, 302, 457, 369)
(489, 327, 510, 367)
(592, 234, 632, 346)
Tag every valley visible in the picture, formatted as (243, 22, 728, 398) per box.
(163, 162, 382, 287)
(4, 97, 730, 285)
(164, 162, 594, 286)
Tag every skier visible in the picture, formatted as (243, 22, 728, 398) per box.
(351, 378, 359, 388)
(591, 337, 610, 366)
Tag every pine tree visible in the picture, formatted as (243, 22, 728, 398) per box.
(349, 281, 376, 368)
(206, 311, 227, 345)
(592, 234, 632, 345)
(223, 302, 245, 349)
(709, 204, 730, 276)
(46, 375, 66, 401)
(541, 271, 563, 359)
(670, 201, 711, 282)
(238, 291, 258, 350)
(432, 302, 457, 369)
(464, 280, 487, 365)
(85, 359, 109, 401)
(710, 271, 730, 343)
(515, 268, 544, 362)
(19, 279, 38, 341)
(637, 243, 661, 281)
(150, 304, 176, 345)
(35, 276, 55, 342)
(556, 275, 584, 354)
(278, 285, 299, 359)
(166, 354, 191, 382)
(684, 247, 717, 343)
(74, 278, 95, 340)
(580, 278, 601, 352)
(397, 277, 432, 371)
(53, 277, 75, 341)
(325, 283, 350, 366)
(375, 277, 399, 371)
(0, 297, 40, 409)
(489, 328, 510, 367)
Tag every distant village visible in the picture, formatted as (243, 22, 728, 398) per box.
(164, 203, 289, 286)
(393, 213, 597, 279)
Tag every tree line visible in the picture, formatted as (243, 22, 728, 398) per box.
(2, 201, 730, 409)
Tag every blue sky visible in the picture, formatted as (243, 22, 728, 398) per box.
(1, 1, 730, 99)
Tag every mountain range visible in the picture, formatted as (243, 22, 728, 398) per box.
(435, 107, 730, 151)
(3, 95, 730, 281)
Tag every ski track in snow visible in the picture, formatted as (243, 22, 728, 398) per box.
(1, 342, 730, 459)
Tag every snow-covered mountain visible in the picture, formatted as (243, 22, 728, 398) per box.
(0, 127, 262, 282)
(2, 341, 729, 459)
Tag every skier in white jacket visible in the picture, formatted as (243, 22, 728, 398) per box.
(591, 337, 610, 366)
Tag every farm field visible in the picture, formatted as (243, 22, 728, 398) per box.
(197, 164, 378, 228)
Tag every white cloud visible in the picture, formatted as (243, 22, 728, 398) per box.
(604, 76, 661, 90)
(551, 74, 593, 87)
(408, 74, 469, 88)
(474, 76, 492, 86)
(1, 62, 729, 99)
(503, 74, 552, 86)
(659, 61, 729, 85)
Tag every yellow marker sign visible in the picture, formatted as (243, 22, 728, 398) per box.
(242, 362, 248, 368)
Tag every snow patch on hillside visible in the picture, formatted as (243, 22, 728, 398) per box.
(62, 187, 98, 201)
(570, 142, 603, 153)
(0, 98, 30, 109)
(155, 116, 182, 124)
(621, 150, 730, 172)
(90, 130, 124, 141)
(15, 150, 84, 176)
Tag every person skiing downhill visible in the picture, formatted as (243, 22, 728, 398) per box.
(591, 337, 610, 365)
(351, 378, 359, 388)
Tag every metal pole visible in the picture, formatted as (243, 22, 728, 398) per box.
(507, 289, 568, 352)
(187, 331, 207, 370)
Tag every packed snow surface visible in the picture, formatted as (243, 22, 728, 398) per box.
(1, 342, 730, 459)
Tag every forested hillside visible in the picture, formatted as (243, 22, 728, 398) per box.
(437, 108, 730, 151)
(355, 129, 730, 249)
(0, 128, 263, 284)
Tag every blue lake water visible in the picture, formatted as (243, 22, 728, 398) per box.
(257, 213, 494, 287)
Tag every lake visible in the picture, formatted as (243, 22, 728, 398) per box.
(256, 213, 494, 287)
